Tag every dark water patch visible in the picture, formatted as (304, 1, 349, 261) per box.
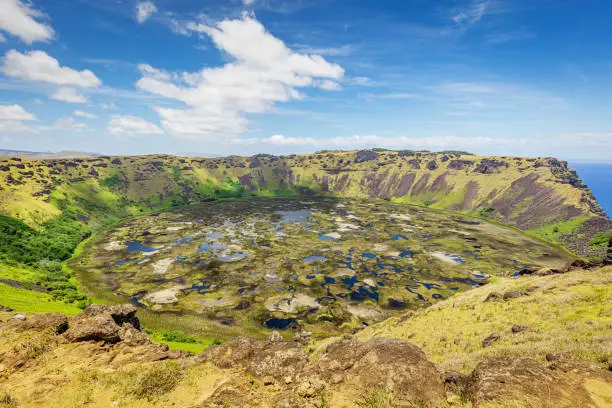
(265, 318, 296, 329)
(387, 298, 408, 309)
(432, 293, 444, 300)
(421, 282, 441, 290)
(458, 220, 481, 225)
(324, 276, 336, 284)
(342, 276, 358, 288)
(351, 286, 379, 301)
(362, 252, 377, 259)
(125, 241, 157, 253)
(392, 234, 409, 241)
(400, 249, 414, 258)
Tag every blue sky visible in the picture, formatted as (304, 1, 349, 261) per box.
(0, 0, 611, 159)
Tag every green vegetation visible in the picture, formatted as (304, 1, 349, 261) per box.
(145, 328, 223, 354)
(477, 206, 497, 218)
(589, 231, 612, 249)
(527, 215, 589, 244)
(0, 283, 82, 315)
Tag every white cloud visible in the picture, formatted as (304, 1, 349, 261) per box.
(317, 80, 341, 91)
(137, 14, 344, 140)
(73, 110, 97, 118)
(135, 1, 157, 24)
(108, 115, 164, 136)
(243, 132, 612, 160)
(0, 104, 36, 121)
(293, 44, 354, 56)
(0, 33, 6, 43)
(0, 0, 55, 44)
(243, 0, 256, 5)
(451, 1, 490, 27)
(100, 102, 117, 110)
(2, 50, 101, 87)
(52, 116, 88, 131)
(51, 87, 87, 103)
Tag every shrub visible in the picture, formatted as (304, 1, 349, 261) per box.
(589, 231, 612, 249)
(124, 361, 185, 400)
(161, 330, 197, 344)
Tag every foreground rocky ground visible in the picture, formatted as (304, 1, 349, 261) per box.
(1, 267, 611, 407)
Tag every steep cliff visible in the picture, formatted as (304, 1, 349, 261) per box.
(0, 150, 609, 257)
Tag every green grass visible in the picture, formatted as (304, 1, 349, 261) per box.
(145, 329, 222, 354)
(0, 283, 81, 315)
(527, 215, 590, 244)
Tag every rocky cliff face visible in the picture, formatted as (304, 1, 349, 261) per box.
(1, 150, 609, 256)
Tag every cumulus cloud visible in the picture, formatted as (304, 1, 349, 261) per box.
(0, 0, 55, 44)
(52, 116, 88, 131)
(136, 14, 344, 140)
(108, 115, 164, 136)
(51, 87, 87, 103)
(73, 110, 97, 118)
(135, 1, 157, 24)
(0, 104, 36, 121)
(2, 50, 101, 87)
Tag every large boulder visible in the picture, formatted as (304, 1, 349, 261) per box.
(467, 357, 611, 407)
(313, 337, 446, 407)
(63, 304, 142, 343)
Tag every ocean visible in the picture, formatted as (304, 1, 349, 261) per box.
(570, 162, 612, 218)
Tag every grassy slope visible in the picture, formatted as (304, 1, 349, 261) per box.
(355, 266, 612, 373)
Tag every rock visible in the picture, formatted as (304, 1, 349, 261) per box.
(444, 370, 468, 394)
(269, 331, 283, 343)
(118, 323, 151, 346)
(536, 267, 554, 276)
(296, 378, 326, 398)
(0, 305, 14, 312)
(511, 324, 529, 333)
(314, 337, 446, 406)
(426, 160, 438, 170)
(484, 292, 503, 302)
(354, 150, 378, 163)
(263, 376, 275, 386)
(467, 357, 608, 408)
(63, 304, 142, 343)
(10, 314, 26, 321)
(17, 313, 68, 334)
(503, 290, 527, 301)
(482, 333, 501, 347)
(293, 331, 312, 344)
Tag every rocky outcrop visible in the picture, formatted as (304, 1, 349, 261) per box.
(63, 304, 143, 343)
(467, 357, 612, 407)
(354, 150, 378, 163)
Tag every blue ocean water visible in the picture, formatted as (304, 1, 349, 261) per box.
(570, 162, 612, 217)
